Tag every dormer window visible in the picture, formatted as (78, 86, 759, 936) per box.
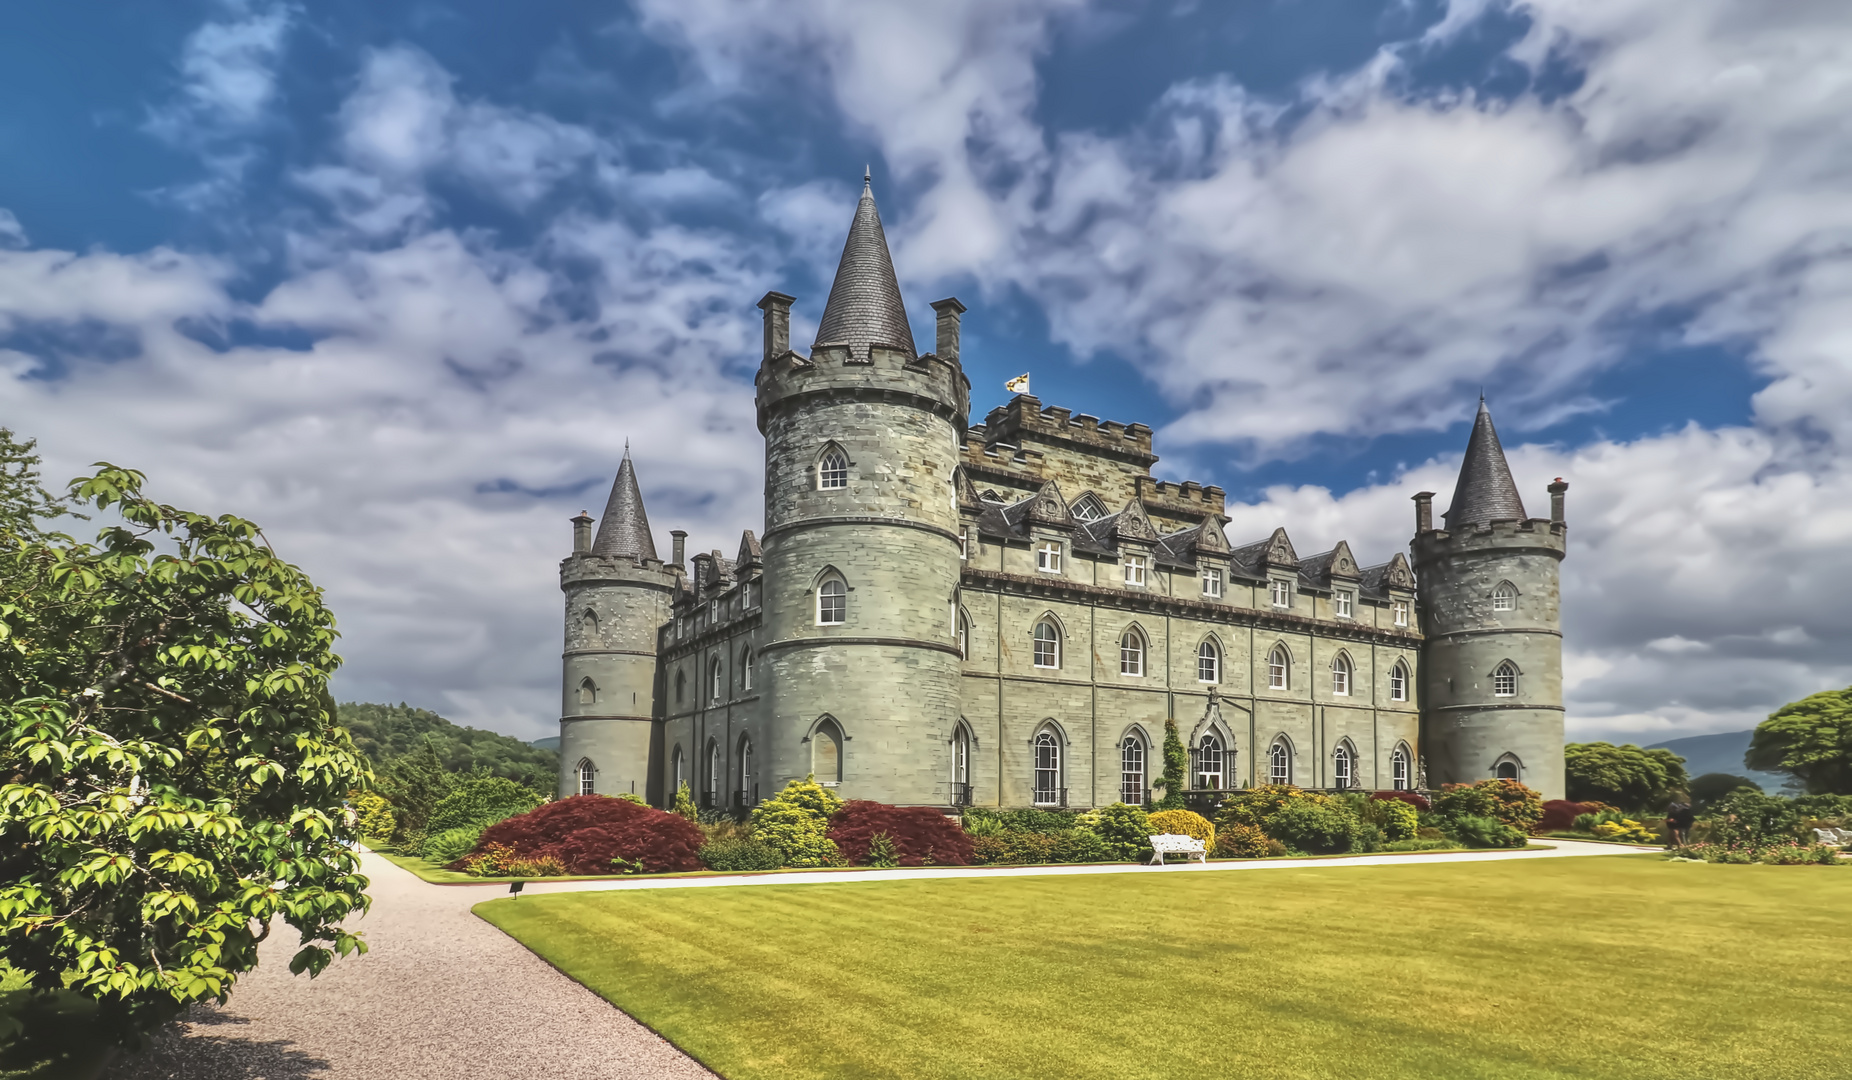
(959, 527, 971, 561)
(1201, 568, 1222, 598)
(1393, 601, 1409, 627)
(1071, 493, 1107, 522)
(1270, 580, 1291, 608)
(817, 446, 849, 490)
(1123, 555, 1148, 587)
(1037, 541, 1063, 573)
(1334, 591, 1353, 619)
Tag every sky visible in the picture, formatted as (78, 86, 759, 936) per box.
(3, 0, 1850, 745)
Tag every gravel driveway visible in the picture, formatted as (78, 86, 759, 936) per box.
(105, 851, 715, 1080)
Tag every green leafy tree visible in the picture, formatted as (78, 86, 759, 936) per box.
(748, 776, 843, 867)
(671, 779, 698, 822)
(1688, 772, 1761, 813)
(340, 701, 558, 791)
(1747, 687, 1852, 795)
(373, 735, 458, 844)
(1564, 742, 1689, 811)
(425, 775, 545, 836)
(1154, 718, 1187, 810)
(0, 429, 76, 542)
(0, 463, 369, 1044)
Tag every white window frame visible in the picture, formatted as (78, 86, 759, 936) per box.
(1268, 739, 1291, 785)
(1120, 737, 1145, 805)
(1033, 620, 1060, 669)
(1119, 630, 1145, 677)
(1033, 732, 1062, 806)
(1268, 646, 1290, 691)
(1335, 591, 1353, 619)
(710, 658, 723, 704)
(1492, 581, 1517, 612)
(818, 447, 849, 490)
(1389, 661, 1407, 702)
(1393, 600, 1409, 627)
(1201, 567, 1223, 598)
(1331, 653, 1352, 697)
(1036, 540, 1063, 573)
(957, 612, 969, 660)
(578, 758, 595, 797)
(1270, 579, 1291, 608)
(1392, 746, 1411, 790)
(1493, 661, 1518, 697)
(741, 647, 753, 691)
(817, 578, 846, 625)
(959, 527, 971, 561)
(1333, 743, 1355, 789)
(1195, 734, 1224, 791)
(1123, 554, 1148, 587)
(1197, 640, 1220, 684)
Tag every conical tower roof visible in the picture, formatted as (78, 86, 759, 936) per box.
(1444, 399, 1527, 527)
(812, 172, 915, 359)
(591, 447, 658, 561)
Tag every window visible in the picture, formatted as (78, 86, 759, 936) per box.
(1333, 742, 1356, 789)
(1335, 591, 1353, 619)
(1270, 580, 1292, 608)
(1492, 581, 1517, 612)
(1034, 731, 1061, 806)
(1195, 734, 1224, 790)
(1197, 640, 1220, 683)
(959, 527, 971, 561)
(1123, 555, 1148, 587)
(818, 447, 848, 490)
(1033, 620, 1060, 669)
(953, 726, 971, 786)
(1268, 645, 1290, 690)
(577, 758, 595, 797)
(671, 746, 685, 794)
(709, 658, 723, 704)
(1389, 661, 1408, 702)
(817, 577, 846, 625)
(741, 647, 753, 691)
(1493, 661, 1518, 697)
(957, 612, 970, 660)
(1393, 601, 1409, 627)
(1392, 745, 1411, 791)
(1331, 653, 1352, 696)
(582, 609, 598, 639)
(1120, 736, 1145, 805)
(578, 677, 598, 706)
(813, 718, 843, 783)
(674, 670, 685, 703)
(1201, 568, 1223, 598)
(705, 740, 720, 805)
(1072, 493, 1107, 522)
(737, 736, 754, 806)
(1269, 738, 1292, 785)
(1036, 541, 1063, 573)
(1495, 756, 1520, 780)
(741, 582, 753, 607)
(1119, 629, 1145, 677)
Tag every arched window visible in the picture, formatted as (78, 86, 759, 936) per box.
(1195, 734, 1225, 790)
(957, 611, 970, 660)
(1033, 620, 1060, 669)
(578, 677, 598, 706)
(674, 670, 685, 703)
(1333, 741, 1357, 789)
(581, 609, 598, 640)
(1268, 645, 1290, 690)
(1033, 730, 1062, 806)
(817, 576, 846, 625)
(1389, 661, 1409, 702)
(741, 647, 753, 690)
(1268, 737, 1292, 785)
(1119, 628, 1145, 677)
(1493, 660, 1518, 697)
(1494, 753, 1522, 781)
(1492, 581, 1517, 612)
(1120, 735, 1146, 805)
(1392, 744, 1411, 790)
(577, 758, 595, 797)
(817, 445, 849, 490)
(671, 745, 685, 794)
(737, 735, 754, 807)
(1197, 639, 1220, 683)
(1331, 652, 1352, 697)
(952, 724, 971, 787)
(812, 717, 843, 783)
(709, 657, 723, 704)
(1071, 493, 1107, 522)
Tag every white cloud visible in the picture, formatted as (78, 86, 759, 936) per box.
(142, 1, 295, 204)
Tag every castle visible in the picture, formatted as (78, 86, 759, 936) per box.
(555, 178, 1570, 809)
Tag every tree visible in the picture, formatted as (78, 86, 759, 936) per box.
(340, 701, 558, 791)
(1564, 742, 1689, 811)
(0, 428, 75, 542)
(1154, 718, 1187, 810)
(1747, 687, 1852, 795)
(1688, 772, 1761, 813)
(0, 462, 369, 1045)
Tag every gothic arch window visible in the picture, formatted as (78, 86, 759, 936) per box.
(1493, 660, 1519, 697)
(1331, 652, 1353, 697)
(740, 646, 753, 691)
(709, 656, 723, 704)
(1494, 752, 1523, 781)
(578, 677, 598, 706)
(674, 669, 686, 704)
(1119, 627, 1146, 677)
(1333, 739, 1358, 790)
(1391, 743, 1413, 791)
(737, 734, 755, 807)
(581, 609, 598, 640)
(957, 610, 971, 660)
(1033, 619, 1061, 669)
(1268, 644, 1291, 691)
(1389, 660, 1409, 702)
(1071, 492, 1108, 522)
(812, 716, 844, 784)
(1197, 638, 1221, 684)
(1195, 733, 1226, 791)
(1268, 736, 1293, 785)
(1120, 732, 1147, 805)
(952, 722, 973, 792)
(1492, 580, 1518, 612)
(577, 758, 595, 797)
(1033, 728, 1063, 806)
(817, 575, 847, 625)
(671, 745, 685, 795)
(817, 444, 849, 490)
(704, 738, 720, 807)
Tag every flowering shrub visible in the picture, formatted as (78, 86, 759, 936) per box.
(750, 776, 846, 868)
(1672, 842, 1840, 865)
(1592, 818, 1660, 844)
(1147, 809, 1215, 846)
(1370, 790, 1432, 813)
(828, 801, 974, 866)
(456, 842, 569, 877)
(468, 794, 704, 874)
(1435, 780, 1544, 834)
(1539, 799, 1606, 833)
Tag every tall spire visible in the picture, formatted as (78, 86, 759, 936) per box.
(1444, 399, 1527, 528)
(591, 446, 658, 561)
(812, 173, 916, 359)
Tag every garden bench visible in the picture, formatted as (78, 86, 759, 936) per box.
(1812, 827, 1851, 846)
(1147, 833, 1207, 866)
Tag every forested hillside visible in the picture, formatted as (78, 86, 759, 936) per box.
(341, 702, 558, 790)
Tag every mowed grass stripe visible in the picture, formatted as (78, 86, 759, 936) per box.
(476, 856, 1852, 1080)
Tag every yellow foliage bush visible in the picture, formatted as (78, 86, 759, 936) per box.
(1147, 809, 1214, 846)
(1593, 818, 1659, 844)
(1212, 823, 1276, 858)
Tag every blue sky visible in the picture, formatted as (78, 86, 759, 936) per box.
(2, 0, 1848, 744)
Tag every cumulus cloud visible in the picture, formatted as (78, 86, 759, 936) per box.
(142, 1, 296, 204)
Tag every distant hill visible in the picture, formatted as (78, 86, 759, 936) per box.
(1644, 730, 1793, 793)
(531, 736, 561, 752)
(339, 702, 559, 791)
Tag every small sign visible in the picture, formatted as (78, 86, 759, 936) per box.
(509, 880, 525, 896)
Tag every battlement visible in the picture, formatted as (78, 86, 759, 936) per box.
(1136, 475, 1226, 520)
(560, 551, 681, 590)
(1412, 517, 1568, 561)
(977, 395, 1158, 464)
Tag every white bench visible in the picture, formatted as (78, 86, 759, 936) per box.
(1148, 833, 1208, 866)
(1813, 827, 1851, 846)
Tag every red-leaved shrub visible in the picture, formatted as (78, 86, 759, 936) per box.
(827, 801, 974, 866)
(464, 795, 703, 874)
(1371, 791, 1431, 812)
(1539, 799, 1605, 833)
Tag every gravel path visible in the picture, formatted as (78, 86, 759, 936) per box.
(105, 851, 716, 1080)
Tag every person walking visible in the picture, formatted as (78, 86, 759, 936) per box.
(1665, 801, 1695, 847)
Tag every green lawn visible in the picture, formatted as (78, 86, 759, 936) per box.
(477, 855, 1852, 1080)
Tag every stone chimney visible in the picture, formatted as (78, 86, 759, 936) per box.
(1413, 491, 1435, 534)
(571, 510, 594, 554)
(1548, 478, 1569, 524)
(758, 291, 794, 363)
(670, 529, 687, 568)
(931, 297, 966, 363)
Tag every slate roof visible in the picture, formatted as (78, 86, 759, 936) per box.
(1445, 399, 1528, 527)
(591, 448, 657, 561)
(813, 175, 916, 359)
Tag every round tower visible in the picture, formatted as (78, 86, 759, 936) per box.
(1410, 400, 1569, 800)
(753, 176, 971, 806)
(557, 450, 678, 801)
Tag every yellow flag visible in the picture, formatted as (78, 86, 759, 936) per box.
(1005, 373, 1031, 394)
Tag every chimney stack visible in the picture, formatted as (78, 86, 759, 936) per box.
(1548, 478, 1569, 524)
(571, 510, 594, 554)
(1413, 491, 1435, 534)
(758, 291, 794, 363)
(930, 297, 966, 363)
(670, 529, 687, 568)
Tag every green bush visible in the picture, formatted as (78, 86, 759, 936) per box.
(426, 774, 546, 836)
(1447, 814, 1526, 849)
(615, 792, 647, 805)
(1703, 788, 1803, 846)
(698, 837, 785, 872)
(866, 833, 900, 868)
(1087, 802, 1154, 860)
(1363, 799, 1419, 841)
(1215, 785, 1321, 831)
(1383, 837, 1462, 852)
(672, 780, 699, 822)
(354, 792, 396, 842)
(421, 825, 485, 863)
(748, 776, 845, 867)
(1269, 800, 1357, 854)
(961, 807, 1081, 834)
(1051, 829, 1113, 863)
(1434, 779, 1544, 834)
(1147, 808, 1215, 846)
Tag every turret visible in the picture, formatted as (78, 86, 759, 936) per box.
(557, 448, 678, 800)
(753, 174, 971, 805)
(1410, 400, 1567, 799)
